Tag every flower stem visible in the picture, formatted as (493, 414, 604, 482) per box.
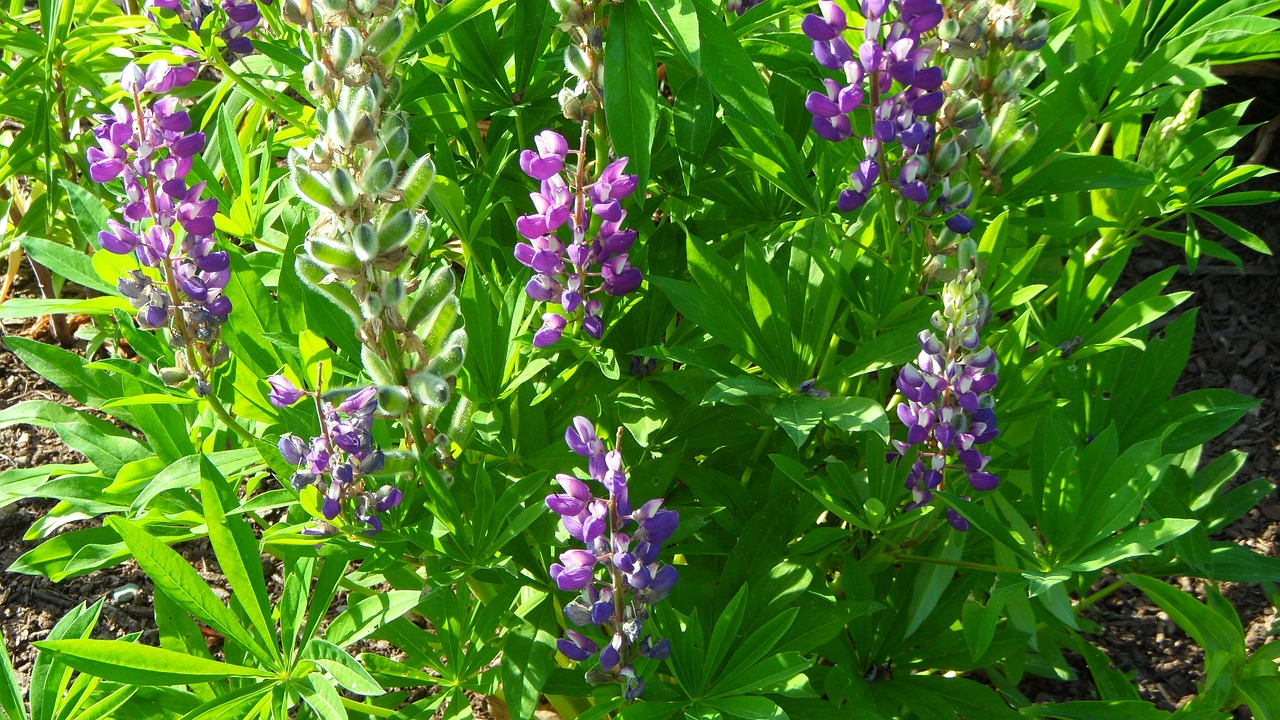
(891, 552, 1021, 575)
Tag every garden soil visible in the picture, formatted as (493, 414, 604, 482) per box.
(2, 75, 1279, 716)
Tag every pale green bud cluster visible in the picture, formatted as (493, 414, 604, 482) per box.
(933, 238, 992, 345)
(286, 0, 466, 426)
(930, 0, 1046, 188)
(1137, 90, 1202, 170)
(937, 0, 1048, 60)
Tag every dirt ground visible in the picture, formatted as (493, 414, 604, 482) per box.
(1, 75, 1279, 715)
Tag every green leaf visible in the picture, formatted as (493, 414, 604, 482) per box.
(615, 703, 681, 720)
(325, 591, 421, 647)
(6, 526, 128, 582)
(405, 0, 503, 54)
(306, 639, 383, 696)
(57, 180, 112, 254)
(199, 456, 277, 659)
(499, 617, 556, 720)
(1065, 518, 1199, 572)
(0, 400, 149, 478)
(301, 672, 346, 720)
(33, 641, 270, 686)
(31, 600, 102, 720)
(105, 517, 276, 667)
(1125, 574, 1244, 686)
(1008, 153, 1154, 202)
(219, 252, 281, 379)
(1020, 700, 1172, 719)
(18, 236, 115, 295)
(0, 625, 24, 720)
(133, 449, 261, 511)
(214, 104, 244, 194)
(0, 297, 132, 320)
(604, 0, 657, 193)
(772, 395, 823, 447)
(705, 696, 785, 720)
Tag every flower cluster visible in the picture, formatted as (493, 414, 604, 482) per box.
(546, 417, 679, 700)
(150, 0, 265, 55)
(517, 131, 642, 347)
(804, 1, 958, 213)
(87, 60, 233, 390)
(270, 378, 404, 536)
(889, 247, 999, 531)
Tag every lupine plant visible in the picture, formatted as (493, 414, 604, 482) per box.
(2, 1, 1280, 719)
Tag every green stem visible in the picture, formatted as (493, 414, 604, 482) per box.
(1076, 577, 1127, 613)
(207, 391, 256, 445)
(891, 552, 1021, 576)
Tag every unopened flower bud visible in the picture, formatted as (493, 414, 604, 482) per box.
(159, 366, 189, 386)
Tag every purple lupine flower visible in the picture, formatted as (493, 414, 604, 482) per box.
(266, 374, 307, 407)
(726, 0, 765, 14)
(86, 60, 234, 353)
(888, 257, 999, 530)
(274, 387, 399, 536)
(545, 416, 678, 699)
(805, 0, 972, 228)
(149, 0, 260, 56)
(515, 130, 643, 347)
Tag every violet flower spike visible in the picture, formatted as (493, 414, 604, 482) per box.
(514, 130, 644, 347)
(545, 417, 678, 699)
(889, 259, 1000, 531)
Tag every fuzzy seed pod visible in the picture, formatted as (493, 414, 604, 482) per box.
(407, 371, 450, 408)
(353, 223, 379, 263)
(398, 155, 436, 209)
(428, 335, 466, 377)
(377, 208, 413, 254)
(361, 345, 399, 386)
(381, 276, 406, 308)
(405, 212, 432, 256)
(306, 235, 362, 272)
(362, 158, 398, 196)
(295, 256, 362, 321)
(331, 27, 363, 75)
(416, 295, 461, 357)
(292, 166, 334, 210)
(376, 385, 412, 416)
(406, 265, 456, 331)
(328, 168, 358, 208)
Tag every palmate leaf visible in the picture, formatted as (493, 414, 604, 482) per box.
(106, 517, 278, 668)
